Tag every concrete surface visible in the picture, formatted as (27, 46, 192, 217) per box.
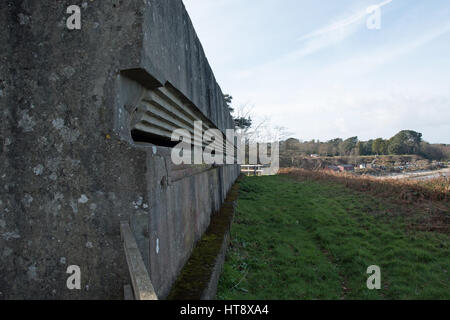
(0, 0, 239, 299)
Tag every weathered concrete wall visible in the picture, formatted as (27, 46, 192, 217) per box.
(0, 0, 239, 299)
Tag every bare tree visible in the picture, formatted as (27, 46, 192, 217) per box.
(231, 103, 291, 143)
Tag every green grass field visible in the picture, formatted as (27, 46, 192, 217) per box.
(217, 175, 449, 300)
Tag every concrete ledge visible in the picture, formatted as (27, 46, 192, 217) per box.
(120, 221, 158, 300)
(167, 182, 240, 300)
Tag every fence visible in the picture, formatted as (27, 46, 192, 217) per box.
(241, 165, 265, 176)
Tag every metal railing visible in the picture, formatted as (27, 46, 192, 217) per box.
(241, 165, 264, 176)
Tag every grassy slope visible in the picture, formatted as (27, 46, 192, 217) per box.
(217, 176, 449, 300)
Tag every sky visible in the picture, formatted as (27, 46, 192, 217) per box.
(183, 0, 450, 144)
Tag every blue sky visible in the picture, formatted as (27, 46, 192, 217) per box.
(183, 0, 450, 143)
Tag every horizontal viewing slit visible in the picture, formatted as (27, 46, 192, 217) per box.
(131, 130, 179, 148)
(130, 85, 228, 151)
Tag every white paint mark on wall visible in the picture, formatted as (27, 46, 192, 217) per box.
(78, 194, 89, 204)
(18, 110, 36, 132)
(27, 264, 38, 280)
(49, 73, 60, 82)
(1, 231, 21, 240)
(54, 193, 64, 202)
(70, 200, 78, 214)
(18, 13, 30, 25)
(133, 196, 143, 209)
(62, 66, 76, 79)
(52, 118, 81, 143)
(22, 194, 34, 207)
(60, 127, 81, 143)
(56, 143, 63, 153)
(52, 118, 65, 130)
(46, 158, 60, 172)
(33, 164, 44, 176)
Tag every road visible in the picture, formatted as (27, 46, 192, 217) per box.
(383, 168, 450, 181)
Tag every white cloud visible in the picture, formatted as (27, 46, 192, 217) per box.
(297, 0, 393, 42)
(184, 0, 450, 143)
(237, 0, 394, 79)
(267, 91, 450, 143)
(324, 22, 450, 79)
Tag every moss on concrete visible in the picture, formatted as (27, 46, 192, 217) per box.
(167, 181, 240, 300)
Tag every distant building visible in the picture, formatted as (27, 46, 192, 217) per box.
(326, 165, 340, 172)
(338, 165, 354, 172)
(359, 164, 367, 169)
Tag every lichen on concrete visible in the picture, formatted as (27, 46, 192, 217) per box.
(0, 0, 239, 299)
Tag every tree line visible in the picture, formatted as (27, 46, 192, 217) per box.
(282, 130, 450, 161)
(223, 95, 449, 161)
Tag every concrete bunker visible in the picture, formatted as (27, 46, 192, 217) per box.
(116, 69, 239, 298)
(0, 0, 239, 299)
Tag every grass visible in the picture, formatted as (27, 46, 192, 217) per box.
(281, 168, 449, 233)
(217, 175, 449, 300)
(281, 168, 450, 203)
